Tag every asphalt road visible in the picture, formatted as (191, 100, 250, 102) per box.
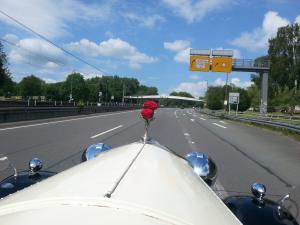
(1, 108, 300, 203)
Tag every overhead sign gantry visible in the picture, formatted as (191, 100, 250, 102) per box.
(190, 49, 270, 115)
(190, 49, 234, 73)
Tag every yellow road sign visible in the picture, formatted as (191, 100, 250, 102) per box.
(212, 57, 232, 72)
(190, 56, 210, 72)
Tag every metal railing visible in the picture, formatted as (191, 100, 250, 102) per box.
(198, 109, 300, 134)
(233, 59, 270, 69)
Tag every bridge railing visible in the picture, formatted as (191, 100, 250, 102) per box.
(233, 59, 270, 69)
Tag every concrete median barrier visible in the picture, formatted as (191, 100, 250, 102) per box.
(0, 106, 139, 123)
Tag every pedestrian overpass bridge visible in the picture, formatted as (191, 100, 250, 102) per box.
(124, 95, 203, 102)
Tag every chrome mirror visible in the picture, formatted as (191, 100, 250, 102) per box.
(82, 143, 112, 162)
(185, 152, 217, 187)
(29, 158, 43, 174)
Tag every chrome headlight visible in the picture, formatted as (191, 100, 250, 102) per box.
(82, 143, 112, 162)
(185, 152, 217, 187)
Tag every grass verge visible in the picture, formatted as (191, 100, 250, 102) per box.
(236, 120, 300, 141)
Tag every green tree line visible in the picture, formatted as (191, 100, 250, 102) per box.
(251, 22, 300, 113)
(0, 41, 158, 102)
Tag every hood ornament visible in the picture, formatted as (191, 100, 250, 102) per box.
(251, 182, 266, 203)
(140, 100, 158, 143)
(29, 158, 43, 174)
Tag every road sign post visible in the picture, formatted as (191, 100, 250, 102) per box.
(229, 92, 240, 115)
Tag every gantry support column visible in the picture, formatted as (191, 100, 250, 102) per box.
(260, 72, 268, 116)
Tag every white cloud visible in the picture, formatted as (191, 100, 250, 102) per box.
(164, 40, 191, 63)
(0, 0, 113, 38)
(173, 81, 208, 97)
(123, 13, 165, 28)
(295, 15, 300, 24)
(65, 38, 158, 69)
(230, 77, 253, 88)
(213, 78, 226, 86)
(164, 40, 190, 51)
(3, 34, 67, 68)
(3, 34, 19, 44)
(233, 49, 241, 58)
(231, 11, 290, 51)
(162, 0, 233, 23)
(43, 78, 57, 83)
(45, 62, 60, 69)
(212, 77, 253, 88)
(174, 48, 190, 63)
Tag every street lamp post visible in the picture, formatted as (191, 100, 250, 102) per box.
(122, 83, 126, 103)
(69, 71, 74, 103)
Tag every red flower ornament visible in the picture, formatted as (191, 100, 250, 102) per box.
(143, 100, 158, 111)
(141, 108, 154, 120)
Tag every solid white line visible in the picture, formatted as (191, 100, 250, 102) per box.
(0, 111, 133, 131)
(200, 118, 206, 121)
(91, 125, 123, 139)
(212, 123, 227, 129)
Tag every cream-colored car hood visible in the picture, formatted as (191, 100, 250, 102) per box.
(0, 142, 241, 225)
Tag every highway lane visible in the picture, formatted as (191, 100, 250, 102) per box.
(0, 108, 300, 202)
(174, 109, 300, 199)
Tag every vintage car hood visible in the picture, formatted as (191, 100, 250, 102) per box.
(0, 142, 241, 225)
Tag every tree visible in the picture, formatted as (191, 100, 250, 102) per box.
(0, 41, 14, 96)
(63, 73, 89, 101)
(170, 91, 194, 98)
(269, 23, 300, 90)
(137, 85, 158, 95)
(45, 82, 63, 101)
(86, 77, 101, 102)
(19, 75, 45, 97)
(247, 84, 260, 109)
(268, 23, 300, 113)
(206, 86, 224, 110)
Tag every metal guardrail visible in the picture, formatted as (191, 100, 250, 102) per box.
(234, 112, 300, 125)
(198, 109, 300, 134)
(0, 100, 140, 108)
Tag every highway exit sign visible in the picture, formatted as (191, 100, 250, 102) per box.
(189, 55, 210, 72)
(212, 57, 233, 73)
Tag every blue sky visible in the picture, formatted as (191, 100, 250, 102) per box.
(0, 0, 299, 97)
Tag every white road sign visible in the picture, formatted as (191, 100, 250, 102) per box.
(229, 92, 239, 104)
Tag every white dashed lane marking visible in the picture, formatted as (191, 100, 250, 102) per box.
(200, 118, 206, 121)
(219, 120, 227, 124)
(212, 123, 227, 129)
(91, 125, 123, 139)
(174, 110, 179, 119)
